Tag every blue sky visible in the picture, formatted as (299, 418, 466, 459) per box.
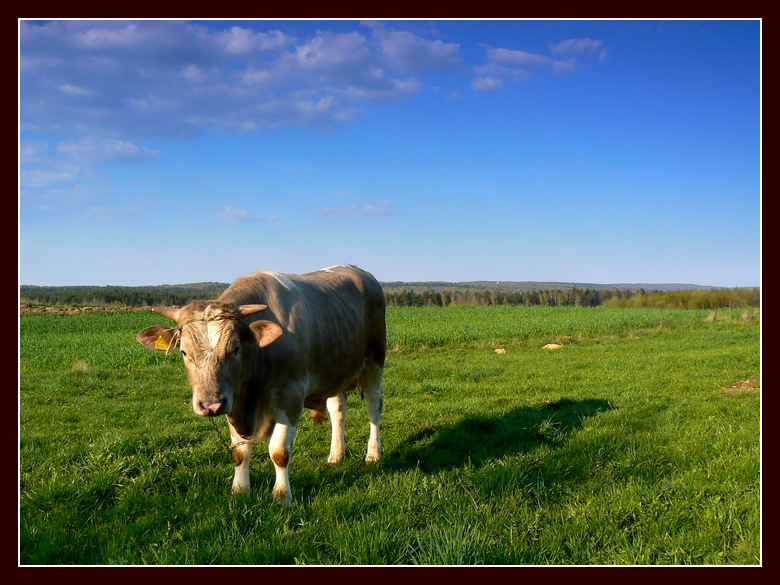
(18, 19, 761, 287)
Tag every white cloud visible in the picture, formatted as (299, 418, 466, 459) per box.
(346, 78, 423, 100)
(215, 206, 278, 223)
(242, 68, 272, 84)
(20, 166, 80, 189)
(216, 206, 254, 222)
(296, 31, 370, 71)
(472, 62, 530, 91)
(319, 201, 397, 221)
(487, 47, 553, 67)
(75, 22, 149, 49)
(20, 20, 447, 140)
(19, 136, 158, 195)
(57, 83, 92, 96)
(216, 27, 294, 55)
(472, 76, 503, 91)
(550, 37, 607, 60)
(56, 136, 160, 164)
(181, 64, 207, 83)
(485, 47, 576, 73)
(473, 37, 606, 89)
(373, 29, 460, 74)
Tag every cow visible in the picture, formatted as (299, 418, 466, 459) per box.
(136, 264, 386, 505)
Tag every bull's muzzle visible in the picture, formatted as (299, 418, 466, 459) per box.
(194, 397, 230, 417)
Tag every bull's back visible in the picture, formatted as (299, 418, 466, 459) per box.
(220, 265, 386, 378)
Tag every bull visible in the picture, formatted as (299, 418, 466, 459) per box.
(136, 264, 386, 505)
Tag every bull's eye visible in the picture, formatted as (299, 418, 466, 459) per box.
(232, 345, 240, 357)
(180, 349, 188, 359)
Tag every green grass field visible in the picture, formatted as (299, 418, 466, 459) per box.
(19, 306, 761, 565)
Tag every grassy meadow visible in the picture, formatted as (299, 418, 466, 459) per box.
(18, 305, 761, 565)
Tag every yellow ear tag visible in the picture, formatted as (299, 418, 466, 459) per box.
(154, 335, 169, 351)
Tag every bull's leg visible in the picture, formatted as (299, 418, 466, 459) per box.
(268, 415, 298, 505)
(228, 420, 253, 495)
(361, 365, 384, 463)
(326, 392, 347, 464)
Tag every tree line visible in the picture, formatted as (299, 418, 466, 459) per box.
(19, 283, 228, 309)
(384, 287, 760, 309)
(19, 283, 759, 311)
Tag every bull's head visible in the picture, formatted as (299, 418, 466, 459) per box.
(137, 302, 283, 416)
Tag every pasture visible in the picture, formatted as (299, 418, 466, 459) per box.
(19, 305, 761, 565)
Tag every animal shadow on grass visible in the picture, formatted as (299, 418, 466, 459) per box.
(380, 398, 614, 474)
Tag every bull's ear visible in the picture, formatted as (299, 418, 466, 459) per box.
(247, 320, 283, 348)
(137, 326, 180, 352)
(238, 304, 268, 317)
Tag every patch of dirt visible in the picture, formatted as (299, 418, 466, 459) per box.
(723, 379, 760, 394)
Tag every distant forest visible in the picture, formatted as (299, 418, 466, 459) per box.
(19, 282, 760, 310)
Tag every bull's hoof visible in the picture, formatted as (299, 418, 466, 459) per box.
(232, 483, 250, 495)
(272, 489, 292, 506)
(366, 443, 382, 463)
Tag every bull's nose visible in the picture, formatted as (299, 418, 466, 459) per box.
(197, 401, 224, 416)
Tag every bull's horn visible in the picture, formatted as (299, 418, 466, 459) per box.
(152, 306, 183, 322)
(238, 304, 268, 317)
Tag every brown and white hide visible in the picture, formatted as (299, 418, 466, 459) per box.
(137, 264, 386, 505)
